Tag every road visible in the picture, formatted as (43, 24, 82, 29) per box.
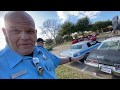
(51, 37, 120, 79)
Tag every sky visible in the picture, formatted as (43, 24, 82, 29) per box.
(0, 11, 120, 49)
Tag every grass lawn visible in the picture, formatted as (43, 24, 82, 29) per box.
(56, 65, 97, 79)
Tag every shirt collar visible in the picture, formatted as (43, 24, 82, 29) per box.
(3, 45, 24, 68)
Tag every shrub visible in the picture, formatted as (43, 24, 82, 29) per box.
(45, 39, 53, 45)
(45, 45, 53, 51)
(63, 35, 73, 41)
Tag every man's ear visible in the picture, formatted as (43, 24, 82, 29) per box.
(35, 29, 37, 34)
(2, 27, 7, 36)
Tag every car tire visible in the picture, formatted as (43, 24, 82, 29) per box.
(80, 53, 89, 63)
(84, 52, 89, 60)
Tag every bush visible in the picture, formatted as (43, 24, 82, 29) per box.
(45, 39, 54, 46)
(55, 35, 64, 45)
(63, 35, 73, 41)
(45, 46, 53, 51)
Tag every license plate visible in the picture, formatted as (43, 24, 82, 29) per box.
(101, 66, 112, 74)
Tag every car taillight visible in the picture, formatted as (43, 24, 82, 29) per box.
(92, 60, 98, 64)
(86, 59, 91, 62)
(114, 64, 120, 70)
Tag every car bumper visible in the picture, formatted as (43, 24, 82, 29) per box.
(84, 60, 99, 68)
(112, 67, 120, 76)
(98, 64, 120, 76)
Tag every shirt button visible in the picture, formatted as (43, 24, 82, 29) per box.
(38, 66, 44, 75)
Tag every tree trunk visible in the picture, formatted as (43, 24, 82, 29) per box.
(82, 31, 85, 40)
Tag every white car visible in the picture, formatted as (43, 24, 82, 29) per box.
(60, 41, 101, 61)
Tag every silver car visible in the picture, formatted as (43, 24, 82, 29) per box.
(60, 41, 101, 61)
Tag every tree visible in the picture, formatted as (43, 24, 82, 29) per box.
(58, 21, 75, 36)
(75, 16, 90, 38)
(40, 19, 60, 44)
(90, 20, 112, 32)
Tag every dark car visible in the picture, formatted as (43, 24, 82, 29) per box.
(84, 36, 120, 77)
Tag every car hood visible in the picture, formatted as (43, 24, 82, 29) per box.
(60, 49, 81, 57)
(86, 49, 120, 64)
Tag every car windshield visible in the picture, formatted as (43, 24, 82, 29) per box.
(70, 45, 82, 49)
(99, 40, 120, 50)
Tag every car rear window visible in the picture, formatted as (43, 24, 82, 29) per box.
(98, 42, 110, 50)
(99, 40, 120, 50)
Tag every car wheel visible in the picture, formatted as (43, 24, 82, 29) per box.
(80, 58, 84, 63)
(80, 53, 89, 63)
(84, 53, 89, 60)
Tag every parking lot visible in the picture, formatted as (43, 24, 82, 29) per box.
(51, 37, 120, 79)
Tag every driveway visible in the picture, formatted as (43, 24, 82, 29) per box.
(51, 43, 71, 57)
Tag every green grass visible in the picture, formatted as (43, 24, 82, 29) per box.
(56, 65, 97, 79)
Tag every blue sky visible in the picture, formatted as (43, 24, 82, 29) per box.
(0, 11, 120, 49)
(28, 11, 120, 24)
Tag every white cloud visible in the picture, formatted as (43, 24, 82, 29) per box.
(57, 11, 101, 23)
(0, 11, 9, 18)
(56, 11, 69, 23)
(36, 28, 42, 38)
(0, 11, 8, 49)
(0, 30, 6, 50)
(0, 38, 6, 50)
(0, 17, 5, 27)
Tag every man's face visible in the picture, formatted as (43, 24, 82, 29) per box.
(3, 16, 37, 55)
(37, 42, 44, 47)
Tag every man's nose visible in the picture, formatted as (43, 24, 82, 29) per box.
(20, 32, 29, 40)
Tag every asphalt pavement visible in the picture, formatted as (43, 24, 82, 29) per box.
(51, 36, 120, 79)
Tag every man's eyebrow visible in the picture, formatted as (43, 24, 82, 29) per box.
(27, 27, 35, 30)
(9, 26, 16, 29)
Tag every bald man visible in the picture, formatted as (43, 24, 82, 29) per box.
(0, 11, 82, 79)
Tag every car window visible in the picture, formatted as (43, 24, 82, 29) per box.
(108, 41, 118, 50)
(70, 45, 82, 49)
(99, 42, 110, 49)
(116, 41, 120, 50)
(87, 42, 92, 47)
(99, 41, 120, 50)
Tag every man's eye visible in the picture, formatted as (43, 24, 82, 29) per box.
(27, 30, 35, 34)
(13, 29, 20, 33)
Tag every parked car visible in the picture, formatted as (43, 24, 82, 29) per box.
(60, 41, 101, 61)
(84, 36, 120, 77)
(71, 38, 84, 44)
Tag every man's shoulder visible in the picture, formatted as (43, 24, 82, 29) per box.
(36, 46, 48, 51)
(36, 45, 44, 48)
(35, 46, 51, 55)
(0, 49, 6, 62)
(0, 49, 4, 56)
